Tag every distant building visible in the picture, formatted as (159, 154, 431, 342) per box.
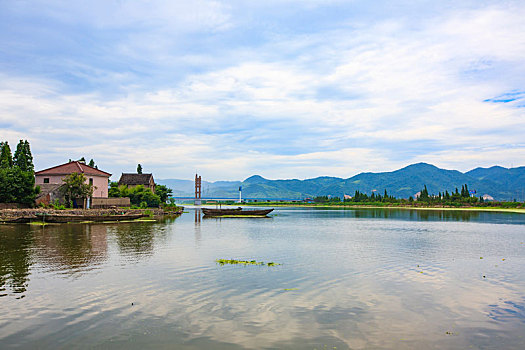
(118, 173, 155, 193)
(35, 161, 111, 198)
(344, 194, 352, 200)
(482, 194, 495, 201)
(413, 191, 421, 200)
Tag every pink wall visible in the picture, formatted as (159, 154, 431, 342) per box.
(35, 175, 109, 198)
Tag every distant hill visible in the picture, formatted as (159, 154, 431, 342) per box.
(157, 163, 525, 201)
(466, 166, 525, 196)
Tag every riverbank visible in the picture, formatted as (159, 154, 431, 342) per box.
(0, 207, 183, 223)
(239, 202, 525, 214)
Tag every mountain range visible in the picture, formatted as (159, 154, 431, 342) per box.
(157, 163, 525, 201)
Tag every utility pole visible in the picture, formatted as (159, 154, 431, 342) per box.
(239, 186, 242, 203)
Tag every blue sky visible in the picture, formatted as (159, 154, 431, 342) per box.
(1, 0, 524, 181)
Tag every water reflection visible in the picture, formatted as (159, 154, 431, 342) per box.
(0, 225, 33, 298)
(33, 224, 108, 276)
(341, 208, 483, 221)
(194, 208, 201, 244)
(297, 207, 525, 224)
(1, 209, 525, 349)
(110, 223, 156, 260)
(0, 224, 109, 297)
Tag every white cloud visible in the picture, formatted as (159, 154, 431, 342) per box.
(0, 1, 524, 180)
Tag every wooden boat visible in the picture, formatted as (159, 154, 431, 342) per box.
(201, 207, 274, 217)
(0, 216, 32, 224)
(35, 212, 148, 223)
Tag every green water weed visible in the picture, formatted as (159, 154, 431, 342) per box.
(215, 259, 281, 266)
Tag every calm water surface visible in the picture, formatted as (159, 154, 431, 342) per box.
(1, 208, 525, 349)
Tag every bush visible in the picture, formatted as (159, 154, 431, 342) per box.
(109, 184, 161, 207)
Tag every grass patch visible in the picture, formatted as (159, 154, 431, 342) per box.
(216, 259, 281, 266)
(28, 221, 49, 226)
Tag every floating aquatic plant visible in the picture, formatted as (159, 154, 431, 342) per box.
(215, 259, 280, 266)
(29, 222, 49, 226)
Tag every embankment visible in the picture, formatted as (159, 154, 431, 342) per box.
(0, 208, 182, 223)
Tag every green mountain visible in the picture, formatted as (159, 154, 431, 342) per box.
(466, 166, 525, 196)
(157, 163, 525, 201)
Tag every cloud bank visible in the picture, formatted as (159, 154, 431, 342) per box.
(1, 0, 524, 180)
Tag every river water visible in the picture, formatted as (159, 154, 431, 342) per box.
(1, 208, 525, 349)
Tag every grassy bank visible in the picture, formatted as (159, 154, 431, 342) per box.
(223, 201, 525, 214)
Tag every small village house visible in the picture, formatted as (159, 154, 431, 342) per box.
(35, 161, 111, 206)
(118, 173, 155, 193)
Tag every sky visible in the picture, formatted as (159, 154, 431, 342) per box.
(1, 0, 524, 181)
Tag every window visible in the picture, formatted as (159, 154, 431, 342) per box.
(43, 178, 49, 183)
(89, 178, 93, 185)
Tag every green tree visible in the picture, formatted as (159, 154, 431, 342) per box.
(13, 140, 34, 172)
(108, 182, 161, 207)
(0, 142, 13, 169)
(463, 184, 470, 198)
(88, 159, 95, 168)
(419, 185, 429, 201)
(0, 140, 37, 205)
(155, 184, 173, 204)
(127, 185, 160, 207)
(62, 172, 94, 208)
(0, 166, 17, 202)
(108, 181, 121, 197)
(137, 164, 143, 174)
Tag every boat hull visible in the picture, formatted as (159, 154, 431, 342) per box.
(201, 208, 273, 217)
(35, 213, 148, 223)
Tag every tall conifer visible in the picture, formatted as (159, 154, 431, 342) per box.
(23, 140, 34, 171)
(0, 142, 13, 168)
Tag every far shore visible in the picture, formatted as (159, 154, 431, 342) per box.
(218, 202, 525, 214)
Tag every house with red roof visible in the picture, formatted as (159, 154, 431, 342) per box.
(35, 161, 111, 198)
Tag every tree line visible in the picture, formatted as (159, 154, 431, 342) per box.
(311, 184, 509, 206)
(0, 140, 38, 204)
(415, 184, 480, 204)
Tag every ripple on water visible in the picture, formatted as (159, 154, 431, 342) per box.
(2, 209, 525, 349)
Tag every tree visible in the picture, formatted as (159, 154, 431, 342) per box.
(108, 182, 161, 207)
(0, 166, 17, 203)
(62, 172, 94, 208)
(463, 184, 470, 198)
(88, 159, 95, 168)
(155, 184, 173, 204)
(108, 181, 120, 198)
(137, 164, 143, 174)
(0, 142, 13, 169)
(0, 140, 37, 204)
(13, 140, 34, 172)
(419, 185, 429, 201)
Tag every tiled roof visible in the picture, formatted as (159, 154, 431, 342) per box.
(118, 173, 154, 186)
(35, 161, 111, 177)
